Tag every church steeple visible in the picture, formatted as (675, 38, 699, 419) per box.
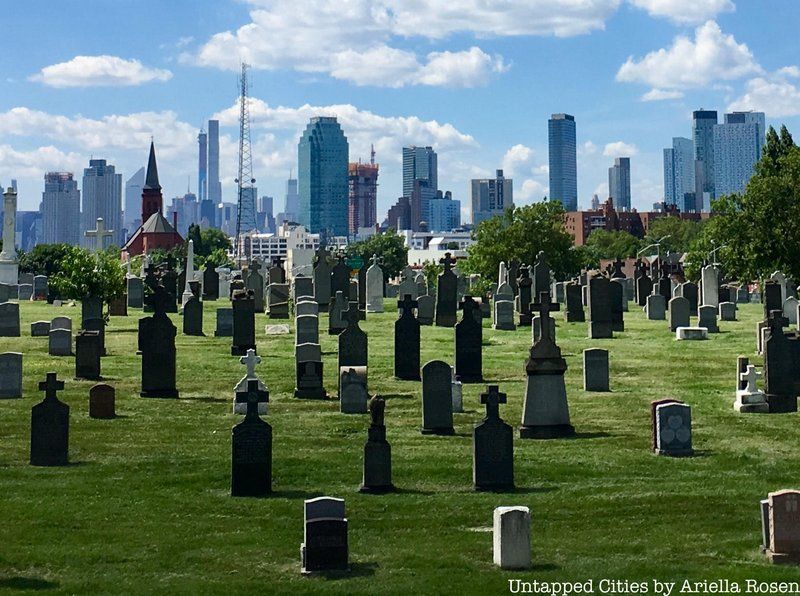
(144, 140, 161, 190)
(141, 141, 164, 223)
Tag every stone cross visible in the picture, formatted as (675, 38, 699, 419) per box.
(740, 365, 761, 393)
(530, 291, 559, 342)
(245, 379, 261, 418)
(239, 348, 261, 378)
(459, 295, 480, 316)
(440, 252, 455, 272)
(84, 217, 114, 252)
(343, 303, 361, 327)
(535, 251, 546, 268)
(272, 256, 284, 268)
(39, 371, 65, 401)
(397, 294, 418, 315)
(370, 254, 382, 267)
(769, 309, 790, 331)
(517, 266, 530, 281)
(145, 283, 171, 315)
(480, 385, 506, 419)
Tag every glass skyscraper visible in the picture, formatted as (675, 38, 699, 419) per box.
(692, 110, 718, 204)
(548, 113, 577, 211)
(607, 157, 631, 211)
(402, 146, 437, 198)
(470, 169, 513, 224)
(41, 172, 81, 245)
(81, 159, 123, 247)
(713, 111, 765, 198)
(663, 137, 695, 210)
(298, 116, 349, 237)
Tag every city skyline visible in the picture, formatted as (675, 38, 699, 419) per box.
(1, 2, 800, 218)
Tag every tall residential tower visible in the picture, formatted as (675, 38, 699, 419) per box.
(607, 157, 631, 211)
(548, 113, 577, 211)
(81, 158, 123, 247)
(41, 172, 81, 245)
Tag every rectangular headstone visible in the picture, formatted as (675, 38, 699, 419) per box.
(0, 352, 22, 398)
(583, 348, 609, 392)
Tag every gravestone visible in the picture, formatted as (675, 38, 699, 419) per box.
(454, 296, 483, 383)
(771, 271, 790, 303)
(417, 294, 435, 325)
(784, 297, 799, 325)
(108, 295, 127, 316)
(365, 255, 384, 313)
(435, 252, 458, 327)
(654, 401, 693, 456)
(564, 282, 585, 322)
(301, 497, 349, 574)
(89, 383, 116, 419)
(735, 363, 768, 413)
(0, 282, 13, 303)
(0, 352, 22, 398)
(507, 259, 520, 296)
(295, 314, 319, 346)
(762, 490, 800, 564)
(398, 272, 417, 302)
(295, 299, 318, 317)
(532, 315, 556, 344)
(588, 276, 613, 339)
(75, 330, 102, 380)
(266, 283, 290, 319)
(245, 260, 265, 312)
(51, 316, 71, 331)
(520, 293, 574, 438)
(763, 312, 800, 413)
(214, 308, 234, 337)
(183, 296, 204, 336)
(217, 267, 231, 299)
(31, 275, 47, 300)
(493, 507, 531, 570)
(295, 355, 327, 399)
(636, 274, 653, 307)
(202, 263, 220, 300)
(668, 296, 690, 332)
(330, 256, 350, 302)
(676, 327, 709, 340)
(764, 282, 783, 319)
(421, 360, 455, 435)
(139, 284, 179, 398)
(395, 295, 420, 380)
(231, 380, 272, 497)
(233, 349, 269, 415)
(30, 372, 69, 466)
(451, 366, 463, 413)
(268, 258, 286, 285)
(312, 247, 332, 306)
(328, 291, 348, 335)
(83, 317, 106, 357)
(415, 272, 427, 298)
(646, 294, 666, 320)
(654, 400, 689, 441)
(0, 302, 20, 336)
(339, 367, 368, 414)
(17, 284, 32, 300)
(612, 277, 628, 313)
(719, 301, 737, 322)
(698, 305, 719, 333)
(48, 328, 72, 356)
(517, 266, 533, 326)
(583, 348, 609, 392)
(493, 299, 516, 331)
(293, 276, 314, 303)
(231, 289, 256, 356)
(31, 321, 50, 337)
(339, 306, 367, 371)
(656, 269, 671, 301)
(532, 251, 551, 300)
(609, 279, 625, 331)
(473, 385, 513, 491)
(701, 265, 719, 308)
(360, 396, 394, 493)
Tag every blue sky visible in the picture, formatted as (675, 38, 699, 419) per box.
(2, 0, 799, 218)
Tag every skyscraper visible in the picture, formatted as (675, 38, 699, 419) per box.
(257, 195, 275, 233)
(693, 109, 718, 206)
(198, 128, 207, 204)
(281, 173, 300, 223)
(207, 119, 222, 204)
(471, 169, 513, 224)
(713, 111, 766, 198)
(124, 166, 145, 239)
(663, 137, 695, 211)
(402, 146, 437, 198)
(548, 113, 578, 211)
(429, 191, 461, 232)
(607, 157, 631, 211)
(297, 116, 349, 237)
(348, 159, 379, 235)
(41, 172, 81, 245)
(81, 159, 123, 247)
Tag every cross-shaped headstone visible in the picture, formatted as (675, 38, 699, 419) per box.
(517, 265, 531, 281)
(459, 295, 480, 316)
(440, 252, 455, 272)
(740, 365, 761, 393)
(38, 371, 64, 401)
(370, 254, 382, 267)
(239, 348, 261, 378)
(245, 379, 261, 418)
(397, 294, 418, 315)
(530, 291, 560, 342)
(249, 259, 261, 273)
(611, 258, 625, 278)
(144, 283, 171, 315)
(343, 303, 361, 327)
(272, 256, 283, 268)
(84, 217, 114, 252)
(480, 385, 507, 419)
(769, 309, 789, 331)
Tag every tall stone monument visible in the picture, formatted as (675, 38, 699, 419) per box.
(0, 187, 18, 284)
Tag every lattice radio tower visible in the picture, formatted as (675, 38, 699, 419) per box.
(235, 62, 258, 264)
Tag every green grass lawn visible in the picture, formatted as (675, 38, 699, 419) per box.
(1, 298, 799, 595)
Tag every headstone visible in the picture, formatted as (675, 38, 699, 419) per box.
(268, 258, 286, 285)
(531, 314, 556, 344)
(493, 507, 531, 570)
(395, 295, 420, 380)
(231, 380, 272, 497)
(266, 283, 290, 319)
(763, 311, 800, 413)
(646, 294, 666, 320)
(17, 284, 32, 300)
(583, 348, 609, 392)
(397, 272, 417, 302)
(182, 296, 204, 336)
(493, 299, 516, 331)
(698, 305, 719, 333)
(451, 366, 463, 413)
(668, 296, 690, 332)
(214, 308, 234, 337)
(328, 291, 348, 335)
(636, 274, 653, 307)
(312, 247, 332, 306)
(764, 282, 783, 319)
(455, 296, 483, 383)
(612, 277, 628, 313)
(295, 299, 318, 317)
(365, 255, 384, 313)
(48, 328, 72, 356)
(701, 265, 719, 308)
(301, 497, 349, 574)
(784, 297, 799, 325)
(295, 314, 319, 346)
(435, 252, 457, 327)
(609, 279, 625, 331)
(0, 282, 13, 303)
(330, 256, 350, 302)
(233, 349, 269, 415)
(735, 364, 769, 413)
(517, 266, 533, 326)
(245, 260, 264, 312)
(83, 317, 106, 356)
(421, 360, 455, 435)
(0, 302, 20, 336)
(293, 276, 314, 303)
(564, 282, 585, 322)
(676, 327, 709, 340)
(32, 275, 47, 300)
(719, 301, 737, 322)
(763, 490, 800, 564)
(771, 271, 790, 303)
(30, 372, 69, 466)
(339, 367, 368, 414)
(51, 316, 71, 331)
(360, 396, 394, 493)
(417, 294, 435, 325)
(295, 355, 327, 399)
(89, 383, 116, 419)
(231, 288, 256, 356)
(75, 330, 102, 380)
(654, 402, 693, 457)
(415, 272, 427, 298)
(139, 284, 179, 398)
(339, 305, 367, 370)
(532, 251, 550, 299)
(0, 352, 22, 398)
(587, 276, 613, 339)
(81, 295, 103, 324)
(473, 385, 513, 491)
(31, 321, 50, 337)
(108, 295, 127, 316)
(217, 267, 231, 299)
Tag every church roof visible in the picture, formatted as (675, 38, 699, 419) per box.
(144, 141, 161, 190)
(121, 211, 181, 253)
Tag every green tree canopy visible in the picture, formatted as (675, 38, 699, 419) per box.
(689, 125, 800, 281)
(50, 246, 125, 304)
(584, 230, 642, 261)
(462, 202, 585, 281)
(18, 243, 74, 276)
(346, 230, 408, 281)
(642, 216, 705, 255)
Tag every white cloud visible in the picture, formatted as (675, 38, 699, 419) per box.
(518, 179, 548, 202)
(629, 0, 734, 25)
(579, 140, 598, 155)
(501, 144, 535, 177)
(0, 145, 84, 179)
(616, 21, 760, 91)
(499, 144, 549, 203)
(641, 88, 684, 101)
(189, 0, 621, 86)
(728, 67, 800, 117)
(603, 141, 638, 157)
(29, 55, 172, 88)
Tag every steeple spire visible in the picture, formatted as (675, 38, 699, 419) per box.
(144, 141, 161, 190)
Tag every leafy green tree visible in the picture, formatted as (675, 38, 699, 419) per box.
(689, 125, 800, 281)
(186, 224, 232, 258)
(421, 261, 442, 293)
(346, 230, 408, 281)
(18, 243, 74, 276)
(642, 216, 705, 255)
(50, 247, 125, 304)
(584, 230, 642, 260)
(462, 201, 583, 281)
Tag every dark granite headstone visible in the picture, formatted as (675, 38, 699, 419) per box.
(517, 266, 533, 326)
(455, 296, 483, 383)
(338, 305, 367, 369)
(763, 311, 800, 413)
(328, 291, 348, 335)
(81, 295, 103, 325)
(360, 396, 394, 493)
(764, 282, 783, 320)
(231, 380, 272, 497)
(678, 282, 698, 313)
(161, 257, 179, 313)
(532, 251, 551, 300)
(89, 383, 115, 419)
(138, 284, 179, 398)
(654, 402, 693, 457)
(609, 279, 624, 332)
(312, 247, 332, 306)
(394, 294, 420, 380)
(421, 360, 454, 435)
(30, 372, 69, 466)
(635, 274, 653, 307)
(75, 330, 102, 380)
(82, 317, 106, 356)
(435, 252, 457, 327)
(650, 398, 683, 452)
(268, 257, 286, 285)
(108, 295, 127, 316)
(215, 308, 233, 337)
(564, 282, 585, 322)
(0, 302, 20, 336)
(202, 263, 219, 300)
(266, 283, 290, 319)
(295, 359, 327, 399)
(183, 295, 204, 336)
(473, 385, 513, 491)
(301, 497, 349, 574)
(588, 276, 613, 339)
(331, 256, 351, 302)
(583, 348, 609, 392)
(245, 260, 265, 312)
(231, 288, 256, 356)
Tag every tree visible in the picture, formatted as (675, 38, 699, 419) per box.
(346, 230, 408, 281)
(584, 230, 642, 260)
(642, 216, 705, 255)
(50, 247, 125, 304)
(689, 125, 800, 281)
(18, 243, 74, 276)
(186, 224, 232, 258)
(462, 201, 584, 281)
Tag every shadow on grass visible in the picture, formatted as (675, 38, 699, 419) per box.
(573, 431, 613, 440)
(111, 328, 138, 334)
(311, 562, 378, 580)
(381, 393, 415, 401)
(179, 396, 227, 403)
(392, 487, 435, 496)
(0, 577, 59, 591)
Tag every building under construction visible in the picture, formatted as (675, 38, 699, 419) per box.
(347, 147, 379, 237)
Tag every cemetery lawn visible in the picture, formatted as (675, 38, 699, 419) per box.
(2, 301, 800, 595)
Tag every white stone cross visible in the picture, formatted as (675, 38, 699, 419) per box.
(740, 365, 761, 393)
(85, 217, 114, 252)
(239, 348, 261, 378)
